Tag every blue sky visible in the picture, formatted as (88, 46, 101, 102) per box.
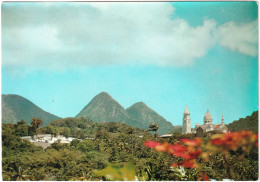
(2, 2, 258, 127)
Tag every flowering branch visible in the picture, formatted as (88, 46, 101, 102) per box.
(144, 131, 258, 181)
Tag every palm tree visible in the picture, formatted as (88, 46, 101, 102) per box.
(126, 128, 134, 155)
(7, 162, 31, 181)
(30, 117, 43, 136)
(147, 123, 159, 132)
(148, 123, 159, 141)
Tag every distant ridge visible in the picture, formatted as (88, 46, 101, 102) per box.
(227, 111, 258, 133)
(76, 92, 130, 123)
(75, 92, 174, 134)
(2, 94, 61, 125)
(126, 102, 174, 134)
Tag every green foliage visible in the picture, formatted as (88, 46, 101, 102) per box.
(95, 162, 136, 181)
(171, 125, 182, 133)
(73, 92, 174, 135)
(30, 117, 44, 135)
(49, 117, 146, 139)
(2, 94, 60, 125)
(14, 120, 29, 136)
(75, 130, 85, 139)
(2, 113, 258, 181)
(166, 132, 196, 144)
(61, 127, 70, 138)
(75, 92, 130, 125)
(171, 167, 197, 181)
(44, 125, 55, 136)
(126, 102, 174, 134)
(227, 111, 258, 133)
(85, 151, 108, 169)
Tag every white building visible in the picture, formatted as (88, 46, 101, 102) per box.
(21, 134, 76, 144)
(182, 106, 228, 136)
(193, 111, 228, 136)
(182, 105, 191, 134)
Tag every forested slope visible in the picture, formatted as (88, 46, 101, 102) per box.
(227, 111, 258, 133)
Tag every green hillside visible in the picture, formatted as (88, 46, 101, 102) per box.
(126, 102, 173, 134)
(227, 111, 258, 133)
(49, 117, 147, 137)
(171, 125, 182, 133)
(75, 92, 174, 134)
(75, 92, 130, 123)
(2, 94, 61, 125)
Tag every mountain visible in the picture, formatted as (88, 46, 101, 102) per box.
(2, 94, 61, 125)
(227, 111, 258, 133)
(76, 92, 130, 123)
(171, 125, 182, 133)
(76, 92, 174, 135)
(126, 102, 173, 134)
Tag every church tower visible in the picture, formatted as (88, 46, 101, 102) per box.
(221, 114, 224, 125)
(182, 105, 191, 134)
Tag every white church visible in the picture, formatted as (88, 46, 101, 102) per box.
(182, 105, 228, 136)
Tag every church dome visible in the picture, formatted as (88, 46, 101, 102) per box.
(204, 109, 213, 124)
(204, 111, 212, 120)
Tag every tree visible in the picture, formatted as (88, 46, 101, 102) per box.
(126, 128, 134, 155)
(17, 119, 27, 125)
(148, 123, 159, 140)
(15, 120, 29, 136)
(28, 126, 36, 138)
(76, 130, 85, 139)
(53, 127, 59, 137)
(46, 125, 55, 137)
(70, 139, 81, 148)
(9, 163, 31, 181)
(62, 128, 71, 138)
(30, 117, 43, 136)
(147, 123, 159, 132)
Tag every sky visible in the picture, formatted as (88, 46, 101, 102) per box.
(1, 2, 258, 127)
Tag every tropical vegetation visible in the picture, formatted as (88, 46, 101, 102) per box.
(2, 111, 258, 181)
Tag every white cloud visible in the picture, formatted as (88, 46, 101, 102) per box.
(215, 20, 258, 56)
(2, 2, 258, 72)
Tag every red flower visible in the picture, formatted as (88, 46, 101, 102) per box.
(188, 148, 202, 159)
(168, 143, 187, 157)
(171, 163, 178, 168)
(145, 131, 258, 181)
(255, 134, 258, 147)
(210, 131, 258, 152)
(144, 141, 160, 148)
(203, 173, 210, 181)
(181, 160, 198, 168)
(145, 141, 190, 158)
(145, 139, 203, 170)
(196, 172, 210, 181)
(210, 138, 224, 145)
(180, 137, 202, 146)
(155, 143, 171, 152)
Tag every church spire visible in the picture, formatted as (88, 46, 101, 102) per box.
(221, 114, 224, 125)
(184, 105, 190, 115)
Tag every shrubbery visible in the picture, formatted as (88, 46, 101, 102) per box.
(2, 117, 259, 181)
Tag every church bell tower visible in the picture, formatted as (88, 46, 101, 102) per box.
(182, 105, 191, 134)
(221, 114, 224, 125)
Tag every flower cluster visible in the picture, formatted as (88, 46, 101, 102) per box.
(145, 137, 203, 168)
(144, 130, 258, 181)
(209, 130, 258, 153)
